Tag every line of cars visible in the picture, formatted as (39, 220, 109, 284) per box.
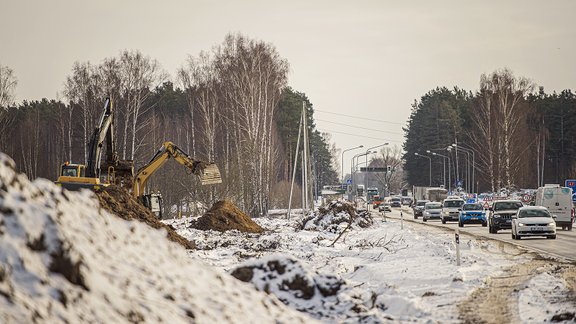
(376, 196, 411, 213)
(412, 193, 574, 240)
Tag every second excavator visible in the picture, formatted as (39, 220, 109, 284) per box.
(133, 141, 222, 218)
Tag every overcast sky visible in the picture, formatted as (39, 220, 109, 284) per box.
(1, 0, 575, 178)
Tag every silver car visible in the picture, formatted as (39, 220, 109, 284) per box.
(423, 202, 442, 222)
(511, 206, 556, 240)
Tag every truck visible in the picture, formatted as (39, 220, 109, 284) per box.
(413, 186, 448, 203)
(535, 184, 574, 230)
(366, 187, 379, 202)
(356, 184, 365, 197)
(372, 195, 384, 208)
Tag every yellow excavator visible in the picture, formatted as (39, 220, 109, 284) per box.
(56, 97, 134, 191)
(133, 141, 222, 218)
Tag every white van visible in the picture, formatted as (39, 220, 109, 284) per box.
(535, 185, 574, 230)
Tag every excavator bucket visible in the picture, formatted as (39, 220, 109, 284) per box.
(113, 159, 135, 189)
(196, 163, 222, 185)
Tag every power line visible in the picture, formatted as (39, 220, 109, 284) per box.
(315, 109, 405, 125)
(316, 118, 404, 135)
(317, 128, 403, 143)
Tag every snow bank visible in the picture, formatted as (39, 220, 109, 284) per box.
(231, 254, 392, 322)
(0, 153, 313, 323)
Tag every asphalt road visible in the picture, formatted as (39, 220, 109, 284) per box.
(375, 206, 576, 262)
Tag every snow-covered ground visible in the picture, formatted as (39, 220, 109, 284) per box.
(0, 153, 313, 323)
(1, 148, 574, 323)
(167, 209, 576, 323)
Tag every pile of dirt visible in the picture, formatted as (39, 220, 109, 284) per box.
(192, 200, 264, 233)
(95, 185, 195, 249)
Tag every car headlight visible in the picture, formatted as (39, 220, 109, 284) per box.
(493, 214, 501, 218)
(442, 211, 449, 215)
(518, 223, 525, 226)
(548, 222, 555, 227)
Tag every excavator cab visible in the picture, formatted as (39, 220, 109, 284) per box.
(56, 162, 106, 191)
(60, 162, 85, 177)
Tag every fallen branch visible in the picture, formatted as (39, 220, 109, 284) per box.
(329, 221, 353, 247)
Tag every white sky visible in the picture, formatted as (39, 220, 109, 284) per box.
(1, 0, 575, 178)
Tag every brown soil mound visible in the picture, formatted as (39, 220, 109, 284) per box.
(95, 185, 195, 249)
(193, 200, 264, 233)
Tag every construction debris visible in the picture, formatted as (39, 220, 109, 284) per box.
(299, 201, 373, 231)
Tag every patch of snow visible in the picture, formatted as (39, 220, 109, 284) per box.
(0, 153, 313, 323)
(167, 211, 544, 322)
(518, 271, 573, 323)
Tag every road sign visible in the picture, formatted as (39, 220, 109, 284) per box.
(565, 180, 576, 202)
(359, 167, 387, 172)
(483, 201, 490, 209)
(346, 179, 352, 185)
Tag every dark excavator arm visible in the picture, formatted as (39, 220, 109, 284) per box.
(86, 97, 133, 182)
(86, 98, 113, 178)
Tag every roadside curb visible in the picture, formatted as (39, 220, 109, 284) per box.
(378, 207, 576, 263)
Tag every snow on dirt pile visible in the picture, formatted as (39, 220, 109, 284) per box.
(231, 254, 391, 323)
(0, 153, 313, 323)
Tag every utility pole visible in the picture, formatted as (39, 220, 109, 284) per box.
(287, 112, 303, 219)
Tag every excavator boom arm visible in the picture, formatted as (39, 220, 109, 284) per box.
(86, 98, 113, 178)
(133, 141, 222, 198)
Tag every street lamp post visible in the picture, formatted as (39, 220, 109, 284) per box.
(414, 152, 432, 186)
(446, 146, 458, 191)
(454, 144, 476, 194)
(430, 152, 451, 193)
(351, 151, 371, 200)
(427, 150, 445, 188)
(364, 143, 389, 191)
(452, 144, 472, 193)
(341, 145, 364, 183)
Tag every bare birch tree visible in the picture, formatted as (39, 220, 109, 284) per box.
(488, 69, 534, 189)
(214, 33, 289, 216)
(470, 69, 534, 191)
(63, 62, 101, 164)
(470, 82, 496, 192)
(0, 64, 17, 108)
(178, 52, 221, 160)
(117, 50, 167, 160)
(0, 64, 17, 151)
(372, 145, 404, 194)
